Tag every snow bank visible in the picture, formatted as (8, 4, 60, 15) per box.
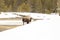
(0, 15, 60, 40)
(0, 12, 21, 18)
(0, 20, 51, 40)
(0, 12, 59, 20)
(0, 12, 59, 25)
(0, 20, 23, 25)
(19, 13, 59, 20)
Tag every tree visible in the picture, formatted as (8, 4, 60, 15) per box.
(0, 0, 8, 12)
(17, 3, 31, 12)
(6, 5, 12, 12)
(41, 0, 45, 13)
(45, 0, 57, 13)
(35, 0, 42, 13)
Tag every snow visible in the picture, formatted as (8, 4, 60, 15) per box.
(0, 20, 23, 25)
(0, 12, 22, 18)
(0, 12, 59, 25)
(0, 13, 60, 40)
(0, 12, 49, 25)
(15, 12, 47, 19)
(0, 12, 59, 19)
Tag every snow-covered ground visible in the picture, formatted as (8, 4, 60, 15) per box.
(0, 12, 59, 19)
(0, 12, 59, 25)
(0, 12, 22, 18)
(0, 20, 23, 25)
(0, 13, 60, 40)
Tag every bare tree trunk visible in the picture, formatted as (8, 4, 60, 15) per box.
(41, 0, 45, 13)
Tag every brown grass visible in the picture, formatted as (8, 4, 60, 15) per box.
(0, 25, 20, 32)
(0, 18, 22, 32)
(0, 18, 21, 20)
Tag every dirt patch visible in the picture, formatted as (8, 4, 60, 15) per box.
(0, 25, 20, 32)
(0, 18, 21, 20)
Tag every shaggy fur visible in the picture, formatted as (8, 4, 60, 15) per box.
(22, 16, 32, 25)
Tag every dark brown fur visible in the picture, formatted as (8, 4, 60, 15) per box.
(22, 16, 32, 25)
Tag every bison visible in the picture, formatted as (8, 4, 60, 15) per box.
(22, 16, 32, 25)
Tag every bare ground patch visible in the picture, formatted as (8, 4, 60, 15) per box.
(0, 25, 20, 32)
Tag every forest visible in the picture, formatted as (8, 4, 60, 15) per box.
(0, 0, 57, 13)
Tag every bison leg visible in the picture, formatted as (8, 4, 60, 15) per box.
(27, 21, 29, 24)
(30, 18, 32, 22)
(22, 20, 24, 25)
(23, 22, 24, 25)
(22, 18, 25, 25)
